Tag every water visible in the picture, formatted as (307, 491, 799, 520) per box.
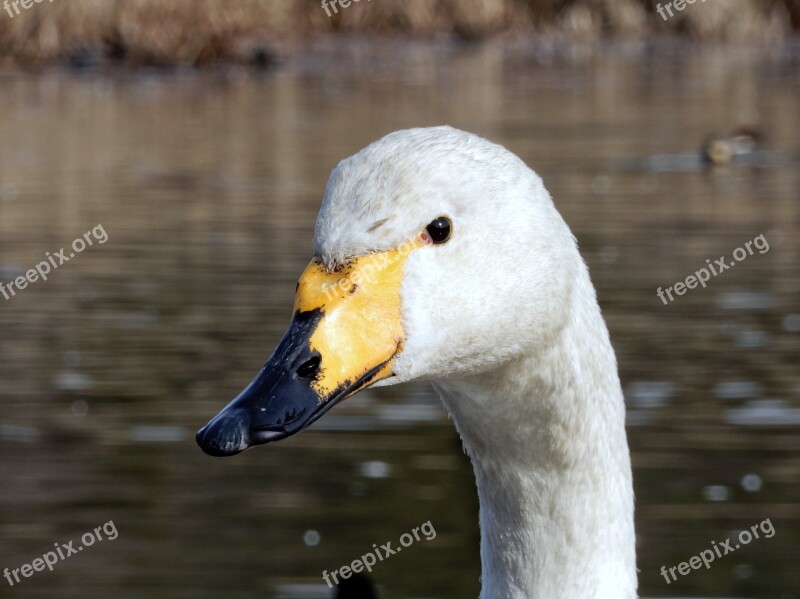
(0, 40, 798, 598)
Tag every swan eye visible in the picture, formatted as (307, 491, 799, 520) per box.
(425, 217, 452, 245)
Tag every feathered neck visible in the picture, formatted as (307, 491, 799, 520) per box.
(432, 263, 637, 599)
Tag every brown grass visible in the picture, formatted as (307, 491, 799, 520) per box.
(0, 0, 797, 68)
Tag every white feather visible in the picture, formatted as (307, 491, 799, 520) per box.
(315, 126, 637, 599)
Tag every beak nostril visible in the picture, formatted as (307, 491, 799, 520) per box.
(296, 354, 321, 379)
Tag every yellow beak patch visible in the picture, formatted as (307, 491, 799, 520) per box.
(293, 238, 424, 401)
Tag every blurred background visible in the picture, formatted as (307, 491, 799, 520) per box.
(0, 1, 799, 598)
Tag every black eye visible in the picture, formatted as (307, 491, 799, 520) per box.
(425, 216, 452, 245)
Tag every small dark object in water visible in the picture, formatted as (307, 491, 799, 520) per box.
(104, 34, 128, 62)
(67, 46, 104, 70)
(702, 126, 764, 166)
(334, 573, 378, 599)
(250, 44, 276, 69)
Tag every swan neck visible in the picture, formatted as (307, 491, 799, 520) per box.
(434, 280, 637, 598)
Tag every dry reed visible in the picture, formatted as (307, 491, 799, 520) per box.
(0, 0, 797, 68)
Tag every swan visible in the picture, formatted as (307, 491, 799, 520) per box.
(197, 126, 637, 599)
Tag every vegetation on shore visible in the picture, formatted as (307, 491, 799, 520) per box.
(0, 0, 798, 68)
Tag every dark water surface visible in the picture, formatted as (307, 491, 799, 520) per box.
(0, 41, 798, 598)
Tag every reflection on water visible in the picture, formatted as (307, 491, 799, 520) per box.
(0, 41, 798, 598)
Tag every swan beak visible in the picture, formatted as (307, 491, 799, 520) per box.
(197, 242, 421, 457)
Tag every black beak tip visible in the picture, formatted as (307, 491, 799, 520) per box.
(196, 408, 252, 457)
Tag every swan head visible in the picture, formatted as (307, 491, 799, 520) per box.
(197, 126, 579, 456)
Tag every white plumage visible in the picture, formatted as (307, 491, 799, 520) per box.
(314, 126, 637, 599)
